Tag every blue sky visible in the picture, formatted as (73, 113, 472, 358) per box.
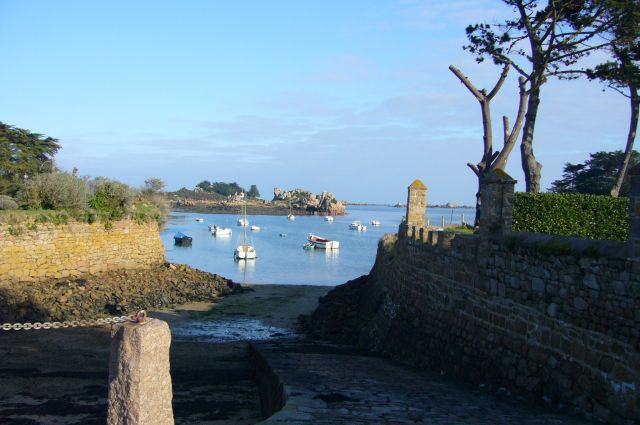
(0, 0, 628, 204)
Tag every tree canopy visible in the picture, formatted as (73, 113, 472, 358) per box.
(0, 122, 60, 196)
(144, 177, 166, 193)
(549, 150, 640, 195)
(195, 180, 258, 198)
(465, 0, 618, 192)
(247, 184, 260, 199)
(585, 0, 640, 196)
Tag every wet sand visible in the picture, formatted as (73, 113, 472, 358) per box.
(0, 284, 332, 425)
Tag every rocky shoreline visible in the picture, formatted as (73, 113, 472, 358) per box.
(172, 204, 319, 216)
(0, 263, 240, 323)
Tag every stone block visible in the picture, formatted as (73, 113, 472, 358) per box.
(583, 274, 599, 291)
(573, 297, 588, 311)
(107, 318, 174, 425)
(532, 278, 545, 294)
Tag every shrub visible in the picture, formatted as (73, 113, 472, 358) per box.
(24, 172, 89, 210)
(140, 190, 170, 216)
(89, 179, 135, 218)
(513, 192, 628, 241)
(0, 195, 18, 210)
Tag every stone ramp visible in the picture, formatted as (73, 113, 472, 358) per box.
(253, 340, 591, 424)
(0, 328, 261, 425)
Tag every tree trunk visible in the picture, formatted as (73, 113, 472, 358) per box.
(474, 177, 482, 228)
(610, 86, 639, 197)
(520, 85, 543, 192)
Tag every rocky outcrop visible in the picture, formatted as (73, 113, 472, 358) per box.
(273, 188, 346, 216)
(0, 263, 239, 323)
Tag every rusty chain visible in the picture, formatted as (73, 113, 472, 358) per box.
(1, 310, 147, 331)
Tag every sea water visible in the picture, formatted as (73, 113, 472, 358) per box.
(161, 205, 475, 286)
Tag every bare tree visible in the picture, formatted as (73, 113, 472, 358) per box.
(465, 0, 616, 192)
(449, 63, 528, 226)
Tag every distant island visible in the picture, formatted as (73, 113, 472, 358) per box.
(169, 185, 346, 216)
(347, 202, 474, 209)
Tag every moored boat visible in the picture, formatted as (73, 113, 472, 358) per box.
(210, 225, 232, 236)
(235, 196, 256, 260)
(234, 243, 257, 260)
(349, 221, 367, 231)
(174, 232, 192, 246)
(307, 234, 340, 250)
(195, 218, 204, 222)
(324, 216, 334, 222)
(371, 219, 381, 226)
(251, 225, 260, 231)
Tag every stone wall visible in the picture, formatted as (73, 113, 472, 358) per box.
(0, 220, 166, 284)
(308, 233, 639, 423)
(306, 172, 640, 424)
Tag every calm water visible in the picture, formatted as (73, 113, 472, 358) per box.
(161, 205, 474, 286)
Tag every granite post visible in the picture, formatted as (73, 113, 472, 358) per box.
(107, 318, 174, 425)
(479, 169, 516, 241)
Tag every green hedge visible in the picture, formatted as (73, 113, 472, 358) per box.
(512, 192, 628, 241)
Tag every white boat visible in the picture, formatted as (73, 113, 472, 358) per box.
(210, 225, 232, 236)
(287, 199, 295, 220)
(234, 243, 256, 260)
(324, 216, 334, 222)
(251, 225, 260, 231)
(349, 221, 367, 231)
(371, 220, 381, 226)
(195, 218, 204, 222)
(308, 234, 340, 250)
(235, 197, 256, 260)
(237, 217, 249, 226)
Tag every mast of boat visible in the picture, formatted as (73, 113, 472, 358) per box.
(288, 198, 295, 220)
(242, 196, 247, 246)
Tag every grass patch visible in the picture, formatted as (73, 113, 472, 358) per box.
(443, 224, 475, 234)
(0, 201, 164, 229)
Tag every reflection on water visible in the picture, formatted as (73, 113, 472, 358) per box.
(171, 318, 296, 342)
(236, 259, 256, 273)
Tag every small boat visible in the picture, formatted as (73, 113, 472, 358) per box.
(195, 218, 204, 222)
(234, 244, 257, 260)
(234, 196, 256, 260)
(237, 217, 249, 226)
(251, 225, 260, 231)
(371, 220, 381, 226)
(287, 199, 295, 220)
(325, 216, 334, 222)
(303, 242, 315, 250)
(308, 234, 340, 249)
(349, 221, 367, 231)
(279, 233, 287, 237)
(210, 225, 232, 236)
(174, 232, 192, 246)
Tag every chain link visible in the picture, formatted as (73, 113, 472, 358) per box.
(1, 311, 146, 331)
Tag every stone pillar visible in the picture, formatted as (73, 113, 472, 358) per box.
(107, 318, 174, 425)
(479, 169, 516, 241)
(406, 179, 427, 228)
(628, 164, 640, 259)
